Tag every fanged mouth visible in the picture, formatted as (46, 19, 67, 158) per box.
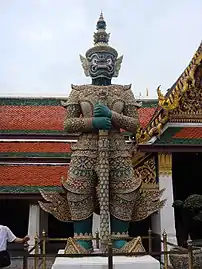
(97, 64, 108, 68)
(91, 66, 114, 72)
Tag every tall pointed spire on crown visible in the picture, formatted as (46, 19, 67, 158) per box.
(85, 12, 118, 58)
(93, 11, 110, 45)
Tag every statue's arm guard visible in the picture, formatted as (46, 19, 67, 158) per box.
(63, 89, 93, 133)
(111, 88, 139, 133)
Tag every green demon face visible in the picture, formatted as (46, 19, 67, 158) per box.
(80, 52, 123, 79)
(87, 52, 116, 79)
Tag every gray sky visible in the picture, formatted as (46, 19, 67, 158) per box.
(0, 0, 201, 98)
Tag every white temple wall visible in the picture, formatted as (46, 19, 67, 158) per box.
(152, 153, 177, 248)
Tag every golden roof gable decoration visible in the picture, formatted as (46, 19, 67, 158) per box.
(137, 41, 202, 144)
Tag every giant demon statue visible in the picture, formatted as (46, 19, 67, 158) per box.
(39, 13, 164, 254)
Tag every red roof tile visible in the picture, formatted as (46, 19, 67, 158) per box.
(0, 142, 71, 153)
(173, 127, 202, 139)
(0, 165, 68, 186)
(0, 105, 156, 131)
(138, 107, 156, 128)
(0, 106, 65, 130)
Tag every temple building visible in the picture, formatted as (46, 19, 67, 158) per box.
(0, 40, 201, 251)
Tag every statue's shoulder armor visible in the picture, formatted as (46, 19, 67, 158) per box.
(109, 84, 132, 91)
(120, 84, 132, 91)
(71, 84, 91, 91)
(110, 84, 132, 97)
(71, 84, 132, 91)
(71, 84, 97, 98)
(109, 84, 132, 99)
(63, 85, 87, 106)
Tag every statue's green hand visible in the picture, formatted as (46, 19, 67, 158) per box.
(92, 117, 112, 130)
(94, 104, 112, 118)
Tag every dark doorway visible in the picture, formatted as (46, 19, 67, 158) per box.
(0, 199, 29, 237)
(48, 214, 73, 238)
(172, 152, 202, 244)
(0, 199, 29, 255)
(172, 152, 202, 200)
(129, 217, 152, 252)
(47, 214, 73, 253)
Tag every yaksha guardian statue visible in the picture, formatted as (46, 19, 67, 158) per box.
(39, 13, 164, 254)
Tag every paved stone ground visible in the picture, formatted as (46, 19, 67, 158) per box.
(8, 257, 54, 269)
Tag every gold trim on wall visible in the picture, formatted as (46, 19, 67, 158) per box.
(158, 153, 172, 176)
(133, 153, 159, 190)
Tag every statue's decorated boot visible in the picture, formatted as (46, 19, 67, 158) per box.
(111, 216, 129, 249)
(113, 236, 145, 254)
(64, 238, 92, 254)
(110, 215, 145, 254)
(65, 216, 93, 254)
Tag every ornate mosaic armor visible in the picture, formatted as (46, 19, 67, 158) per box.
(63, 83, 140, 222)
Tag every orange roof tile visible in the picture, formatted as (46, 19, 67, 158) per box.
(138, 107, 156, 128)
(0, 105, 156, 131)
(173, 127, 202, 139)
(0, 106, 65, 131)
(0, 165, 68, 186)
(0, 142, 71, 153)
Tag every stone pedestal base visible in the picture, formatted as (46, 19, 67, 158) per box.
(51, 250, 160, 269)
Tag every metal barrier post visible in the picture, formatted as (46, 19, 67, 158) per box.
(162, 230, 168, 269)
(42, 230, 46, 269)
(23, 242, 29, 269)
(95, 230, 100, 249)
(148, 228, 152, 254)
(187, 240, 193, 269)
(108, 241, 113, 269)
(34, 233, 39, 269)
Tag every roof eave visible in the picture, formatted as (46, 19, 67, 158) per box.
(138, 143, 202, 153)
(136, 41, 202, 144)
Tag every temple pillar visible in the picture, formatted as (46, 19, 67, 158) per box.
(27, 204, 40, 251)
(92, 213, 100, 249)
(40, 209, 48, 235)
(157, 153, 177, 247)
(92, 213, 100, 235)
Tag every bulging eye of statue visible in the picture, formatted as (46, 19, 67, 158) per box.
(107, 58, 112, 65)
(92, 58, 98, 65)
